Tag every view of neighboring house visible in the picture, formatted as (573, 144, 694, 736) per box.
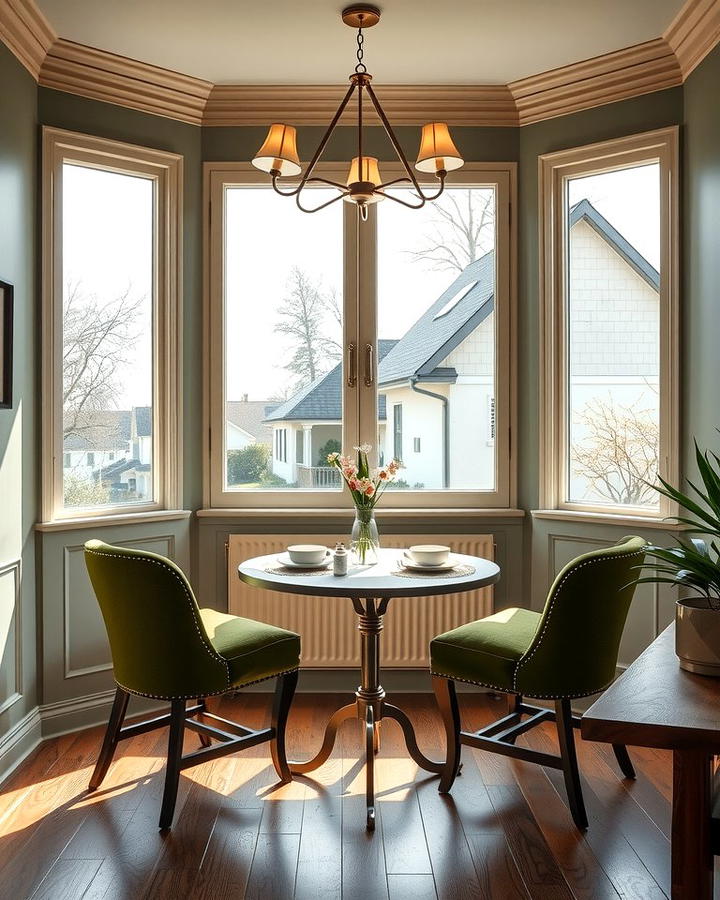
(63, 406, 153, 502)
(226, 396, 276, 450)
(222, 199, 659, 493)
(567, 199, 659, 501)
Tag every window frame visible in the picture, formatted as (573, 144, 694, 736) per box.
(204, 161, 516, 510)
(538, 127, 680, 519)
(41, 127, 183, 523)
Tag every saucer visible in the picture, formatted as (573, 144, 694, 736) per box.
(277, 551, 332, 570)
(399, 554, 457, 573)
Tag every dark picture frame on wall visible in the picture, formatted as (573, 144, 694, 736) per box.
(0, 280, 14, 409)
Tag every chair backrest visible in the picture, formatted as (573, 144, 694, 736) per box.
(514, 536, 646, 698)
(84, 540, 230, 699)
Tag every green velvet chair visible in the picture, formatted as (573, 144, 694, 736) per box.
(84, 539, 301, 830)
(430, 535, 646, 829)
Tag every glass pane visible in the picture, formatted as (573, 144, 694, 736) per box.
(376, 187, 496, 491)
(224, 187, 343, 491)
(565, 163, 660, 509)
(62, 164, 155, 510)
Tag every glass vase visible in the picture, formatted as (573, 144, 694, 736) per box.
(350, 507, 380, 565)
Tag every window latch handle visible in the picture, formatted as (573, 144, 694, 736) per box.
(347, 343, 357, 388)
(364, 343, 374, 387)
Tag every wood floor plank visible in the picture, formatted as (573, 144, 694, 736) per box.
(387, 873, 437, 899)
(244, 832, 301, 900)
(190, 802, 262, 899)
(466, 832, 531, 900)
(30, 859, 102, 900)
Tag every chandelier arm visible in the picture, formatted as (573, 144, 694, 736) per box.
(305, 176, 352, 190)
(374, 189, 426, 210)
(365, 83, 425, 195)
(415, 172, 448, 202)
(301, 83, 357, 185)
(295, 189, 350, 214)
(375, 176, 414, 190)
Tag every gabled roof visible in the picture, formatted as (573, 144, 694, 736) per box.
(133, 406, 152, 438)
(63, 410, 131, 451)
(569, 199, 659, 291)
(378, 253, 495, 386)
(266, 340, 398, 423)
(226, 400, 277, 444)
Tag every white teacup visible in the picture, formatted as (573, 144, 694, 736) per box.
(407, 544, 451, 566)
(287, 544, 329, 565)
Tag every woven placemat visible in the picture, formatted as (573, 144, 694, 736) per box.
(391, 564, 475, 579)
(264, 564, 333, 577)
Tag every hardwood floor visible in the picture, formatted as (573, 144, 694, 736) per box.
(0, 692, 682, 899)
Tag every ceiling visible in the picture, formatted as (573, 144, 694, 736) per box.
(36, 0, 685, 86)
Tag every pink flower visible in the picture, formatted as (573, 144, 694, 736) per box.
(339, 455, 352, 469)
(378, 469, 388, 480)
(364, 484, 375, 497)
(348, 479, 360, 491)
(343, 465, 357, 479)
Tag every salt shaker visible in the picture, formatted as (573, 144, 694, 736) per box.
(333, 542, 348, 576)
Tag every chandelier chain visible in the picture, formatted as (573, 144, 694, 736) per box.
(355, 27, 367, 74)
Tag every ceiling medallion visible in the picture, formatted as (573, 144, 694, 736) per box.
(251, 5, 465, 220)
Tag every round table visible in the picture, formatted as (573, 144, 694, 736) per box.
(238, 547, 500, 830)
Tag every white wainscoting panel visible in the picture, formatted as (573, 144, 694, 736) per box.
(228, 534, 494, 668)
(0, 560, 22, 716)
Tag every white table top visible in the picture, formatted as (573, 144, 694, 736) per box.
(238, 548, 500, 599)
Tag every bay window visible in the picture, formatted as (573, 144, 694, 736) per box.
(539, 128, 679, 518)
(42, 128, 182, 522)
(206, 162, 515, 510)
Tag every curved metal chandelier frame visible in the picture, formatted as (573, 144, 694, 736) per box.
(252, 5, 464, 220)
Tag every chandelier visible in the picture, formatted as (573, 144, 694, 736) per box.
(251, 4, 465, 220)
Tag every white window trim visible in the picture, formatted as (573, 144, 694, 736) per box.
(41, 127, 183, 523)
(538, 127, 680, 520)
(204, 161, 516, 510)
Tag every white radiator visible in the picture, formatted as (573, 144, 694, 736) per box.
(227, 533, 494, 668)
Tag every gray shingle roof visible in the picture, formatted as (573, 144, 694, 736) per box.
(266, 340, 398, 423)
(570, 199, 659, 291)
(378, 253, 495, 386)
(63, 410, 131, 451)
(133, 406, 152, 437)
(226, 400, 277, 444)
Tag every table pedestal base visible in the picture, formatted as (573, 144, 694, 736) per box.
(289, 596, 446, 830)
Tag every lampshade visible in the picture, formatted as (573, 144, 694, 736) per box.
(415, 123, 464, 173)
(252, 124, 302, 177)
(347, 156, 382, 186)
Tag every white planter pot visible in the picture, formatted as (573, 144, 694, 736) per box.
(675, 598, 720, 676)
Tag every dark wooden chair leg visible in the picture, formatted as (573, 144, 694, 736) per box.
(612, 743, 636, 779)
(196, 698, 212, 748)
(159, 700, 186, 830)
(432, 675, 461, 794)
(506, 693, 523, 744)
(270, 669, 298, 783)
(89, 686, 130, 791)
(555, 699, 588, 829)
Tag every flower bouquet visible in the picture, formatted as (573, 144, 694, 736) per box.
(327, 444, 401, 564)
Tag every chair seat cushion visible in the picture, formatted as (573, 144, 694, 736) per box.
(200, 608, 300, 688)
(430, 607, 541, 691)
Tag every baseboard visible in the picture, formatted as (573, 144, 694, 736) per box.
(0, 706, 42, 787)
(40, 689, 164, 739)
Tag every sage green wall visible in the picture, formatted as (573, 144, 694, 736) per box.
(683, 44, 720, 475)
(0, 42, 38, 772)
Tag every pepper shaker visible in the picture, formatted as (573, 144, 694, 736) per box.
(333, 542, 348, 576)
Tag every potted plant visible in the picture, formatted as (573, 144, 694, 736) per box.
(640, 439, 720, 675)
(327, 444, 400, 564)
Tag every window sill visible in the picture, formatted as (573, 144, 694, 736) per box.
(197, 507, 525, 519)
(531, 509, 684, 530)
(36, 509, 192, 533)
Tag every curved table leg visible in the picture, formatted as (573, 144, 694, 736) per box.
(289, 702, 357, 774)
(373, 721, 381, 755)
(365, 705, 376, 831)
(383, 703, 446, 774)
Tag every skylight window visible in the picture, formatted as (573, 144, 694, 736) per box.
(433, 281, 478, 320)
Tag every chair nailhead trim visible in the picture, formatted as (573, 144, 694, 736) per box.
(429, 671, 611, 701)
(512, 548, 644, 695)
(115, 665, 300, 701)
(86, 547, 231, 689)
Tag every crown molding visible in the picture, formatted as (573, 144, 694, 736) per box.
(1, 0, 720, 128)
(664, 0, 720, 77)
(510, 39, 682, 126)
(0, 0, 54, 79)
(203, 83, 518, 127)
(39, 39, 212, 125)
